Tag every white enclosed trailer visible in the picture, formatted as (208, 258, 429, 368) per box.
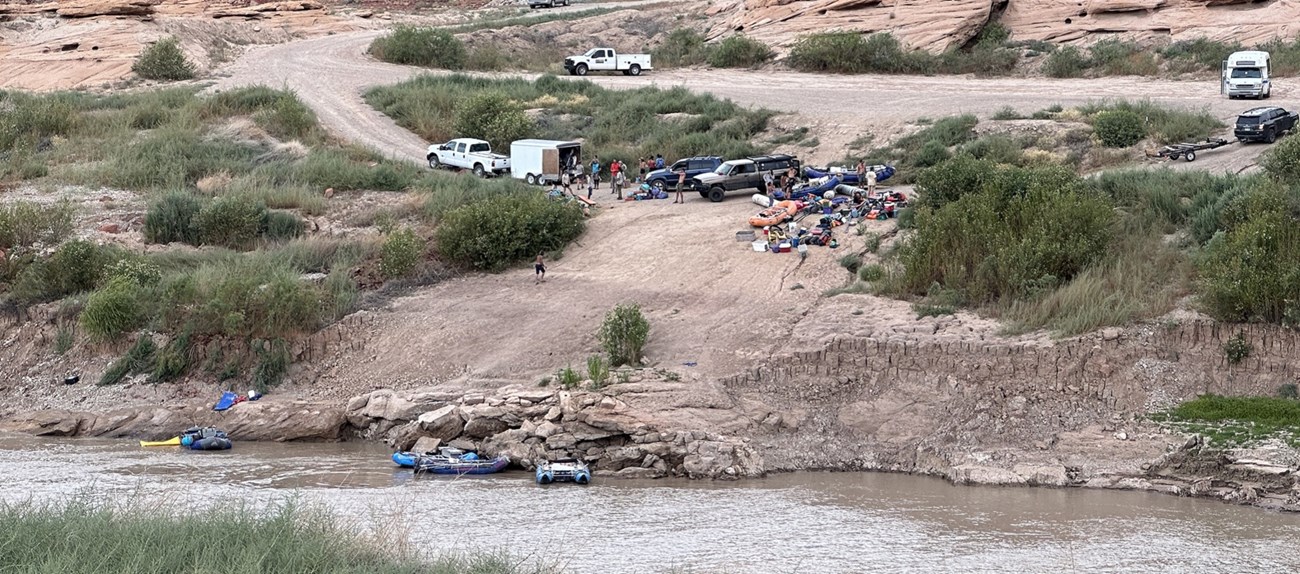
(510, 139, 583, 185)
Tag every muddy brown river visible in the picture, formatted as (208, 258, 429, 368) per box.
(3, 433, 1298, 573)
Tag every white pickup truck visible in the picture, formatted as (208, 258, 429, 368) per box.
(563, 48, 652, 77)
(426, 138, 511, 177)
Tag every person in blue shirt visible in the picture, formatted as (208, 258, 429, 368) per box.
(590, 157, 601, 190)
(654, 154, 664, 169)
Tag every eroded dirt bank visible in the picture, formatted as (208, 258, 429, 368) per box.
(7, 315, 1299, 511)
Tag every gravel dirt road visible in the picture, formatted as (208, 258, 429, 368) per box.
(214, 17, 1285, 391)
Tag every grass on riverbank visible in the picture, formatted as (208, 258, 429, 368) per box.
(365, 73, 772, 174)
(1154, 394, 1300, 448)
(0, 498, 555, 574)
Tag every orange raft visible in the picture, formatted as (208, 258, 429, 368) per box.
(749, 200, 800, 228)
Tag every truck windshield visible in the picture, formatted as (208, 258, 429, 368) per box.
(1236, 116, 1260, 126)
(1231, 68, 1262, 79)
(584, 49, 600, 57)
(469, 143, 490, 153)
(715, 164, 735, 176)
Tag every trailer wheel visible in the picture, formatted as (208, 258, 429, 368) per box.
(575, 64, 588, 76)
(629, 64, 642, 77)
(1171, 154, 1181, 161)
(525, 173, 538, 186)
(1184, 150, 1196, 162)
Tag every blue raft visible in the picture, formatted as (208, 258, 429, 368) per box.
(803, 165, 895, 185)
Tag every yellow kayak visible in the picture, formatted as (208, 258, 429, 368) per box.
(139, 436, 181, 447)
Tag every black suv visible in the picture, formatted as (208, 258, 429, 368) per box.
(691, 154, 800, 202)
(1235, 107, 1298, 143)
(644, 156, 723, 191)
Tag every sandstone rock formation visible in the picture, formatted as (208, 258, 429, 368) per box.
(2, 397, 349, 441)
(707, 0, 1300, 54)
(56, 0, 161, 18)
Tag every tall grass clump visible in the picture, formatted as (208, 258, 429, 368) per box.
(0, 498, 558, 574)
(708, 35, 773, 68)
(1260, 133, 1300, 181)
(652, 29, 710, 67)
(9, 240, 121, 305)
(1160, 38, 1244, 72)
(453, 91, 536, 152)
(1080, 99, 1223, 145)
(143, 191, 202, 245)
(1043, 45, 1088, 78)
(788, 32, 934, 74)
(368, 26, 467, 69)
(599, 303, 650, 367)
(132, 36, 195, 81)
(0, 200, 74, 249)
(380, 227, 424, 278)
(1088, 39, 1158, 76)
(1167, 395, 1300, 430)
(436, 193, 585, 271)
(1197, 184, 1300, 324)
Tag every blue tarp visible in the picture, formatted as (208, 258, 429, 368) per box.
(213, 391, 239, 412)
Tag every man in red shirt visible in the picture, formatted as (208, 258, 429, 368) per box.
(610, 159, 622, 190)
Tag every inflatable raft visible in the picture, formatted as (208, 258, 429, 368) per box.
(749, 200, 801, 227)
(180, 427, 232, 451)
(804, 165, 895, 185)
(536, 459, 591, 485)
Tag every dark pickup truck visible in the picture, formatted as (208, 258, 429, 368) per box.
(690, 154, 801, 202)
(1234, 106, 1298, 143)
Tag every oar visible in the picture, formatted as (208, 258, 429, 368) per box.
(139, 436, 181, 447)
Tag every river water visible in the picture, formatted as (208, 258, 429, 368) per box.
(2, 433, 1298, 573)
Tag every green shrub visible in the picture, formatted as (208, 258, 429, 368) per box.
(960, 135, 1023, 165)
(99, 336, 157, 385)
(368, 26, 466, 69)
(1081, 100, 1222, 145)
(100, 127, 261, 190)
(653, 29, 709, 67)
(54, 324, 75, 355)
(1169, 395, 1300, 429)
(132, 37, 195, 81)
(708, 35, 773, 68)
(193, 195, 265, 249)
(1161, 38, 1243, 71)
(1197, 186, 1300, 323)
(913, 140, 951, 168)
(262, 210, 304, 242)
(144, 191, 203, 245)
(253, 94, 318, 141)
(1279, 383, 1299, 400)
(436, 193, 585, 271)
(380, 228, 424, 278)
(252, 338, 291, 391)
(788, 32, 934, 74)
(0, 200, 75, 250)
(1092, 110, 1146, 148)
(10, 240, 121, 305)
(838, 254, 861, 275)
(901, 164, 1115, 304)
(859, 264, 885, 282)
(558, 365, 580, 389)
(175, 258, 324, 339)
(82, 277, 146, 341)
(1042, 45, 1089, 78)
(1260, 134, 1300, 181)
(1223, 333, 1252, 365)
(991, 106, 1024, 121)
(1088, 39, 1158, 76)
(453, 91, 536, 153)
(599, 303, 650, 367)
(0, 92, 77, 152)
(294, 149, 420, 192)
(129, 106, 172, 130)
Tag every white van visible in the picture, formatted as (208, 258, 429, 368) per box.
(1224, 50, 1271, 99)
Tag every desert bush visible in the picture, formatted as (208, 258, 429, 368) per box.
(368, 26, 466, 69)
(1197, 186, 1300, 323)
(859, 264, 885, 282)
(960, 135, 1023, 165)
(1043, 45, 1089, 78)
(838, 254, 861, 275)
(901, 164, 1115, 304)
(913, 140, 952, 168)
(294, 148, 420, 192)
(262, 210, 304, 242)
(991, 106, 1024, 121)
(1223, 332, 1252, 365)
(1088, 39, 1158, 76)
(435, 193, 586, 271)
(1260, 134, 1300, 181)
(653, 29, 710, 67)
(10, 240, 121, 305)
(101, 127, 262, 190)
(453, 91, 536, 152)
(132, 37, 195, 81)
(915, 155, 997, 210)
(1080, 99, 1223, 145)
(253, 93, 318, 141)
(193, 195, 264, 249)
(1092, 109, 1146, 148)
(82, 278, 146, 342)
(150, 331, 191, 383)
(788, 32, 933, 75)
(0, 92, 78, 152)
(129, 106, 172, 130)
(708, 35, 773, 68)
(1160, 38, 1244, 71)
(586, 354, 609, 387)
(0, 200, 74, 250)
(599, 303, 650, 367)
(144, 191, 203, 245)
(380, 227, 424, 278)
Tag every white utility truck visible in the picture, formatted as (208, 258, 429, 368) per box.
(528, 0, 568, 7)
(510, 139, 582, 186)
(426, 138, 511, 177)
(1223, 50, 1272, 99)
(563, 48, 652, 76)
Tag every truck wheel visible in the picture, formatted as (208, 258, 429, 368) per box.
(427, 155, 440, 170)
(525, 173, 538, 185)
(629, 64, 642, 77)
(1266, 129, 1277, 144)
(651, 180, 665, 192)
(473, 164, 486, 177)
(575, 64, 588, 76)
(708, 186, 725, 203)
(1185, 150, 1196, 162)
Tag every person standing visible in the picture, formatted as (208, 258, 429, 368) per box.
(866, 168, 878, 196)
(638, 157, 647, 183)
(561, 170, 572, 194)
(586, 173, 595, 199)
(673, 168, 686, 204)
(614, 169, 626, 200)
(610, 159, 621, 192)
(856, 159, 866, 183)
(534, 252, 546, 284)
(590, 157, 601, 190)
(655, 154, 665, 170)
